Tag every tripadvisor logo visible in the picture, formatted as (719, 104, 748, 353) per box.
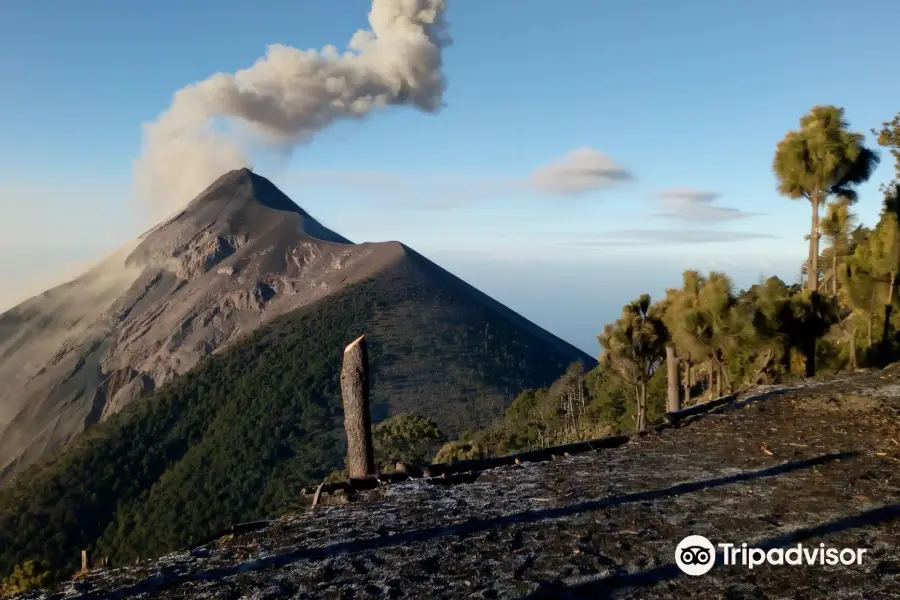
(675, 535, 869, 576)
(675, 535, 716, 576)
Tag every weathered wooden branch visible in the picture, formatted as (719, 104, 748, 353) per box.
(310, 480, 326, 509)
(341, 335, 375, 478)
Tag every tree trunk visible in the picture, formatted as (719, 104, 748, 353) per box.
(832, 248, 838, 295)
(682, 360, 692, 406)
(570, 393, 581, 440)
(782, 339, 792, 373)
(715, 358, 723, 397)
(706, 359, 714, 400)
(868, 313, 874, 347)
(804, 335, 816, 378)
(635, 382, 647, 433)
(665, 343, 680, 412)
(808, 196, 820, 293)
(849, 326, 858, 370)
(720, 360, 732, 392)
(882, 272, 896, 355)
(341, 335, 376, 478)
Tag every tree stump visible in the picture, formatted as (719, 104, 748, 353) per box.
(666, 343, 681, 412)
(341, 335, 375, 478)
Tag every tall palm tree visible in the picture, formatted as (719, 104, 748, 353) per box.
(870, 185, 900, 351)
(655, 288, 683, 413)
(744, 277, 793, 383)
(773, 105, 879, 293)
(668, 271, 748, 399)
(698, 272, 751, 395)
(598, 294, 666, 433)
(820, 199, 859, 295)
(665, 271, 706, 403)
(840, 259, 879, 369)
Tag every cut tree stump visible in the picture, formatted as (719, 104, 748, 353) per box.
(341, 335, 376, 478)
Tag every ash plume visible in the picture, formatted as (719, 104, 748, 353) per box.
(134, 0, 450, 218)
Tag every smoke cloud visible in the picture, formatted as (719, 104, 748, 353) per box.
(134, 0, 450, 218)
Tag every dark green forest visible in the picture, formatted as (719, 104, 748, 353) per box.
(0, 252, 585, 581)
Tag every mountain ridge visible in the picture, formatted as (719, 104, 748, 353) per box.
(0, 233, 595, 576)
(0, 170, 592, 484)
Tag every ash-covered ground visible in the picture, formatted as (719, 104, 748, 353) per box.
(21, 368, 900, 599)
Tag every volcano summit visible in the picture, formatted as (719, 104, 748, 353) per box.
(0, 169, 592, 484)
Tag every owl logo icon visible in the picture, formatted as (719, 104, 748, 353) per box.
(675, 535, 716, 576)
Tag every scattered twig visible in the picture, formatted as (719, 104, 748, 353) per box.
(310, 480, 326, 509)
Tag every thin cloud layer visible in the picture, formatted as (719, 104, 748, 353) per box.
(652, 187, 760, 222)
(530, 147, 634, 194)
(574, 229, 777, 245)
(288, 146, 633, 209)
(287, 169, 523, 209)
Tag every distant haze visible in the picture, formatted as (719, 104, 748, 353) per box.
(435, 255, 800, 356)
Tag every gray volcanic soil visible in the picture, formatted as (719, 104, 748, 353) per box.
(26, 367, 900, 599)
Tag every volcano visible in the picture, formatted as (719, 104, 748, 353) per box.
(0, 169, 593, 484)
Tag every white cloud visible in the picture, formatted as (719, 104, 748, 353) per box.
(652, 187, 761, 222)
(530, 147, 634, 194)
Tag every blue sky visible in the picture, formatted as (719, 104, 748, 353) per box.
(1, 0, 899, 355)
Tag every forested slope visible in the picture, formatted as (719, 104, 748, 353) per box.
(0, 248, 591, 579)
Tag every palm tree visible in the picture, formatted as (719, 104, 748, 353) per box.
(820, 199, 859, 295)
(839, 259, 879, 369)
(697, 272, 750, 395)
(654, 289, 682, 413)
(874, 112, 900, 183)
(868, 185, 900, 353)
(773, 105, 879, 293)
(667, 271, 749, 399)
(665, 271, 706, 404)
(785, 291, 838, 377)
(598, 294, 666, 433)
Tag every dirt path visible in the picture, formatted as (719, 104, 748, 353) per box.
(42, 368, 900, 599)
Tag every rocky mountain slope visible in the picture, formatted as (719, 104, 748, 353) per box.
(17, 366, 900, 599)
(0, 169, 592, 484)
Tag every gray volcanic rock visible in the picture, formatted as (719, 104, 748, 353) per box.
(14, 368, 900, 599)
(0, 169, 591, 484)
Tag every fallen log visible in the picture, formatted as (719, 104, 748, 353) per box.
(182, 519, 274, 552)
(663, 393, 737, 425)
(301, 434, 630, 496)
